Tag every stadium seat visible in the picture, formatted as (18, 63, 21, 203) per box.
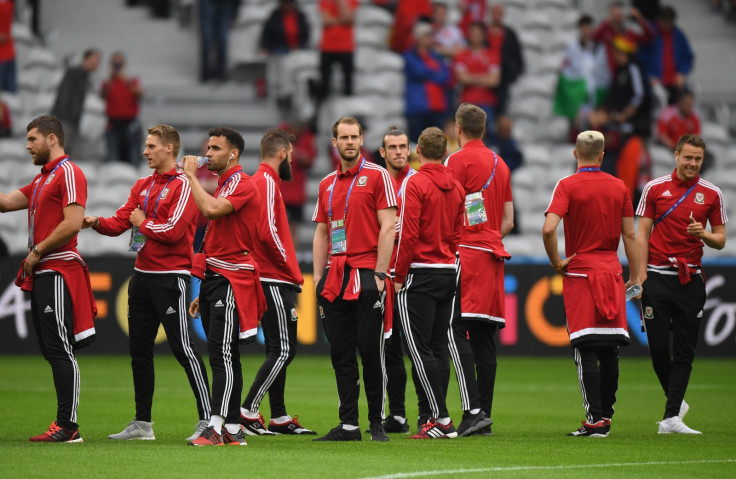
(520, 10, 554, 31)
(354, 70, 404, 96)
(354, 48, 404, 73)
(234, 2, 272, 28)
(21, 46, 60, 70)
(512, 73, 558, 98)
(229, 23, 263, 64)
(517, 30, 544, 52)
(701, 121, 731, 146)
(355, 25, 390, 49)
(98, 163, 141, 188)
(356, 5, 394, 28)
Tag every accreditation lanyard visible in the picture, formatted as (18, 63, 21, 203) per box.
(142, 176, 175, 221)
(654, 183, 698, 226)
(129, 176, 175, 252)
(197, 170, 242, 253)
(328, 158, 365, 254)
(28, 157, 69, 248)
(396, 167, 416, 199)
(465, 152, 498, 227)
(577, 167, 601, 173)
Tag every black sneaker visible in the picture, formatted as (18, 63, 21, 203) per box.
(369, 422, 390, 441)
(567, 420, 609, 437)
(313, 425, 362, 442)
(416, 415, 431, 434)
(240, 412, 276, 436)
(383, 416, 410, 434)
(457, 411, 493, 437)
(476, 425, 494, 436)
(268, 415, 317, 435)
(222, 425, 247, 446)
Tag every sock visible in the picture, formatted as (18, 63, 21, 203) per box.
(437, 417, 451, 426)
(240, 408, 259, 420)
(224, 423, 241, 435)
(209, 415, 224, 435)
(469, 408, 481, 415)
(271, 415, 290, 424)
(342, 424, 359, 431)
(393, 416, 407, 424)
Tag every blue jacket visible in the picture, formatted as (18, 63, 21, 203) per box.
(638, 25, 694, 81)
(403, 48, 450, 115)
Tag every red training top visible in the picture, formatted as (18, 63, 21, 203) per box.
(102, 77, 141, 120)
(319, 0, 359, 53)
(0, 1, 15, 62)
(454, 48, 500, 106)
(96, 168, 198, 274)
(394, 163, 465, 284)
(251, 163, 304, 287)
(657, 105, 700, 147)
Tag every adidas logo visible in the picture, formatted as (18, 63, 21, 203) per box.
(215, 300, 225, 308)
(44, 305, 53, 313)
(662, 190, 672, 197)
(166, 306, 176, 315)
(373, 300, 382, 309)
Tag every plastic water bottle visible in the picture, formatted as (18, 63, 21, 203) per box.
(176, 156, 209, 170)
(625, 283, 642, 301)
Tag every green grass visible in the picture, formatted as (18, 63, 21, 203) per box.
(1, 354, 735, 478)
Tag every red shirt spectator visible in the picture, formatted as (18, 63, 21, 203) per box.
(390, 0, 432, 53)
(593, 4, 654, 74)
(320, 0, 359, 53)
(656, 91, 700, 149)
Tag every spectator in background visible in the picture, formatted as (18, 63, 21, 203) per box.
(633, 0, 661, 23)
(280, 119, 316, 249)
(487, 3, 524, 115)
(199, 0, 240, 82)
(51, 49, 101, 158)
(404, 21, 450, 143)
(458, 0, 485, 36)
(487, 115, 522, 173)
(432, 1, 466, 61)
(639, 6, 694, 105)
(0, 86, 11, 137)
(318, 0, 359, 100)
(454, 22, 501, 138)
(656, 90, 700, 150)
(0, 0, 16, 93)
(443, 117, 460, 155)
(389, 0, 432, 54)
(101, 52, 143, 165)
(261, 0, 311, 54)
(593, 2, 654, 76)
(604, 36, 651, 139)
(553, 14, 610, 125)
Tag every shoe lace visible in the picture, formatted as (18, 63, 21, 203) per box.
(291, 415, 303, 428)
(418, 420, 436, 434)
(47, 422, 62, 435)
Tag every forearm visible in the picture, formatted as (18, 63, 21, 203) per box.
(622, 234, 641, 282)
(36, 218, 82, 254)
(542, 230, 561, 267)
(702, 230, 726, 250)
(635, 235, 650, 279)
(375, 225, 395, 273)
(313, 224, 329, 283)
(185, 173, 221, 219)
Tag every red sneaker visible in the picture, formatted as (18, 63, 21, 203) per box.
(29, 421, 83, 443)
(189, 426, 224, 446)
(409, 419, 457, 439)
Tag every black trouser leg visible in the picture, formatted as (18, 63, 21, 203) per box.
(598, 345, 620, 419)
(573, 345, 603, 423)
(127, 274, 160, 422)
(469, 322, 498, 418)
(385, 310, 407, 418)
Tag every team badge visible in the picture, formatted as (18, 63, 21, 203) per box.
(319, 306, 325, 319)
(697, 310, 703, 318)
(45, 173, 55, 184)
(160, 188, 169, 199)
(644, 306, 654, 319)
(357, 176, 368, 186)
(326, 184, 333, 192)
(290, 308, 298, 321)
(694, 192, 704, 204)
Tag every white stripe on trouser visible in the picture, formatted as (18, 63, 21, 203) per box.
(398, 274, 441, 418)
(248, 285, 291, 410)
(446, 259, 471, 410)
(379, 296, 387, 421)
(54, 275, 80, 424)
(176, 278, 211, 417)
(573, 347, 592, 423)
(219, 285, 236, 416)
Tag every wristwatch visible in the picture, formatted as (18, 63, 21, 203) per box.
(374, 271, 387, 280)
(32, 244, 41, 256)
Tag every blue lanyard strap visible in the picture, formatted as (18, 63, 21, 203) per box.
(142, 176, 174, 221)
(216, 170, 242, 198)
(481, 152, 499, 192)
(328, 158, 365, 220)
(30, 157, 69, 214)
(198, 170, 241, 254)
(577, 167, 601, 172)
(654, 183, 698, 226)
(396, 167, 416, 198)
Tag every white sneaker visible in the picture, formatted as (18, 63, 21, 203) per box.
(678, 400, 689, 419)
(108, 420, 155, 440)
(657, 416, 701, 434)
(185, 420, 209, 442)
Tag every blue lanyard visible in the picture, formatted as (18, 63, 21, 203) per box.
(216, 170, 242, 198)
(198, 169, 241, 254)
(142, 176, 174, 221)
(328, 158, 365, 221)
(577, 167, 601, 173)
(396, 167, 416, 198)
(654, 183, 698, 226)
(480, 152, 499, 192)
(29, 157, 69, 214)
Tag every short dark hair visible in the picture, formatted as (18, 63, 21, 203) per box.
(659, 5, 677, 22)
(455, 103, 486, 139)
(209, 127, 245, 156)
(260, 128, 294, 159)
(83, 49, 100, 60)
(381, 126, 408, 149)
(418, 127, 447, 160)
(148, 124, 181, 157)
(676, 134, 706, 154)
(332, 116, 363, 139)
(27, 115, 65, 146)
(578, 14, 594, 27)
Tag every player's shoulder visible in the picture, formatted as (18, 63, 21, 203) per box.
(697, 176, 724, 195)
(642, 174, 673, 191)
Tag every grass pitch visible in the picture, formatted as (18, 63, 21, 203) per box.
(1, 354, 735, 479)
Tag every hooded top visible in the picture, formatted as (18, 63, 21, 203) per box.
(393, 163, 465, 284)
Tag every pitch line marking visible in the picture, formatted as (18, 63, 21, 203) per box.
(361, 459, 736, 479)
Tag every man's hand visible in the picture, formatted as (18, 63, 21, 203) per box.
(129, 208, 146, 227)
(82, 216, 99, 229)
(375, 276, 385, 294)
(551, 253, 576, 276)
(23, 248, 41, 277)
(687, 213, 705, 240)
(395, 282, 403, 291)
(189, 297, 200, 318)
(181, 155, 199, 178)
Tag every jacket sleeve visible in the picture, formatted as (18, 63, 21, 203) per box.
(393, 179, 421, 283)
(404, 51, 450, 84)
(137, 178, 198, 244)
(257, 176, 289, 265)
